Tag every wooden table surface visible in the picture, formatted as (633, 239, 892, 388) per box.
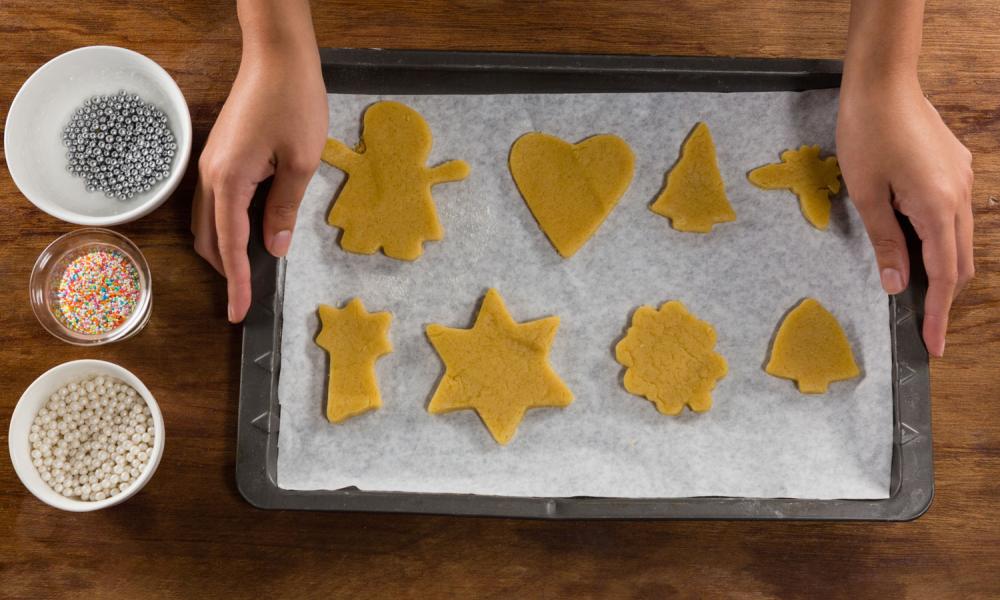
(2, 1, 998, 597)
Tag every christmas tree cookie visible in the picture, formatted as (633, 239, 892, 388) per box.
(650, 122, 736, 233)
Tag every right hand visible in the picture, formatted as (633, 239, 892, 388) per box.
(192, 39, 328, 323)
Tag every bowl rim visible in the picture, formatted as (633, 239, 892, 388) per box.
(8, 359, 166, 512)
(3, 45, 192, 226)
(28, 227, 154, 346)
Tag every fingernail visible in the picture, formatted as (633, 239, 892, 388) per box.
(270, 230, 292, 257)
(228, 303, 235, 323)
(880, 268, 904, 295)
(932, 338, 945, 358)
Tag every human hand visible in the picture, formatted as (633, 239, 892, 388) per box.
(193, 22, 327, 323)
(837, 78, 974, 357)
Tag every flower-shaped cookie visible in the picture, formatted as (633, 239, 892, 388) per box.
(615, 301, 727, 415)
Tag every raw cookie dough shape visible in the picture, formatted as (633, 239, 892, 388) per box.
(321, 101, 470, 260)
(748, 145, 842, 229)
(425, 288, 573, 444)
(315, 298, 393, 423)
(615, 301, 728, 415)
(766, 298, 860, 393)
(650, 122, 736, 233)
(509, 132, 635, 258)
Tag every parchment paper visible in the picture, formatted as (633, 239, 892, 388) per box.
(276, 89, 892, 499)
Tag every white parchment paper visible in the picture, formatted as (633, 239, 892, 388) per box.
(276, 89, 892, 499)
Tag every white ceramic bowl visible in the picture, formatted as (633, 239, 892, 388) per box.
(4, 46, 192, 225)
(8, 360, 165, 511)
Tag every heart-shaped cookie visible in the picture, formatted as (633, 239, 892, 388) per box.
(509, 132, 635, 258)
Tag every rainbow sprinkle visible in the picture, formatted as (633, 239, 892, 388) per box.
(54, 248, 141, 335)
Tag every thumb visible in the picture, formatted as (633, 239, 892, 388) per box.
(262, 156, 317, 257)
(852, 185, 911, 295)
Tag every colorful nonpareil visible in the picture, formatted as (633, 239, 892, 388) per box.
(54, 248, 141, 335)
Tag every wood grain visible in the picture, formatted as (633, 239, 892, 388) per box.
(1, 1, 998, 597)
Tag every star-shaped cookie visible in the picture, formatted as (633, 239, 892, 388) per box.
(425, 288, 573, 444)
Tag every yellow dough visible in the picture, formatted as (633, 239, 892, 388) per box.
(425, 288, 573, 444)
(322, 101, 470, 260)
(509, 132, 635, 258)
(766, 298, 860, 393)
(615, 301, 728, 415)
(650, 122, 736, 233)
(315, 298, 393, 423)
(748, 145, 842, 229)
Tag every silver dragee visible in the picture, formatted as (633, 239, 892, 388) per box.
(62, 90, 176, 201)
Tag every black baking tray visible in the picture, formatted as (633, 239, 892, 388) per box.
(236, 49, 932, 519)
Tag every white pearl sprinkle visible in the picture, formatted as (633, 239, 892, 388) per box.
(29, 374, 155, 502)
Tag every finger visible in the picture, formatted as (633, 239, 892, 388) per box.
(192, 176, 225, 275)
(955, 195, 975, 294)
(921, 216, 959, 358)
(215, 178, 257, 323)
(852, 185, 910, 294)
(262, 159, 315, 257)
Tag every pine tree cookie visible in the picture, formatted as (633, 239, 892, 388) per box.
(615, 301, 728, 415)
(748, 145, 842, 229)
(651, 122, 736, 233)
(766, 298, 860, 393)
(315, 298, 393, 423)
(425, 289, 573, 444)
(322, 101, 470, 260)
(510, 132, 635, 258)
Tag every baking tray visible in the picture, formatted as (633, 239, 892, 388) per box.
(236, 49, 932, 519)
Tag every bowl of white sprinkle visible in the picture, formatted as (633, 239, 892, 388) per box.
(4, 45, 192, 226)
(8, 359, 165, 511)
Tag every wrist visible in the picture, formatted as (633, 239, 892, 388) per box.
(842, 0, 924, 104)
(843, 54, 919, 93)
(841, 58, 921, 111)
(238, 0, 318, 62)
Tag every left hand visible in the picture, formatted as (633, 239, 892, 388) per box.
(837, 78, 974, 357)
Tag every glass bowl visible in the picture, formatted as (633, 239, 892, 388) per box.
(29, 228, 152, 345)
